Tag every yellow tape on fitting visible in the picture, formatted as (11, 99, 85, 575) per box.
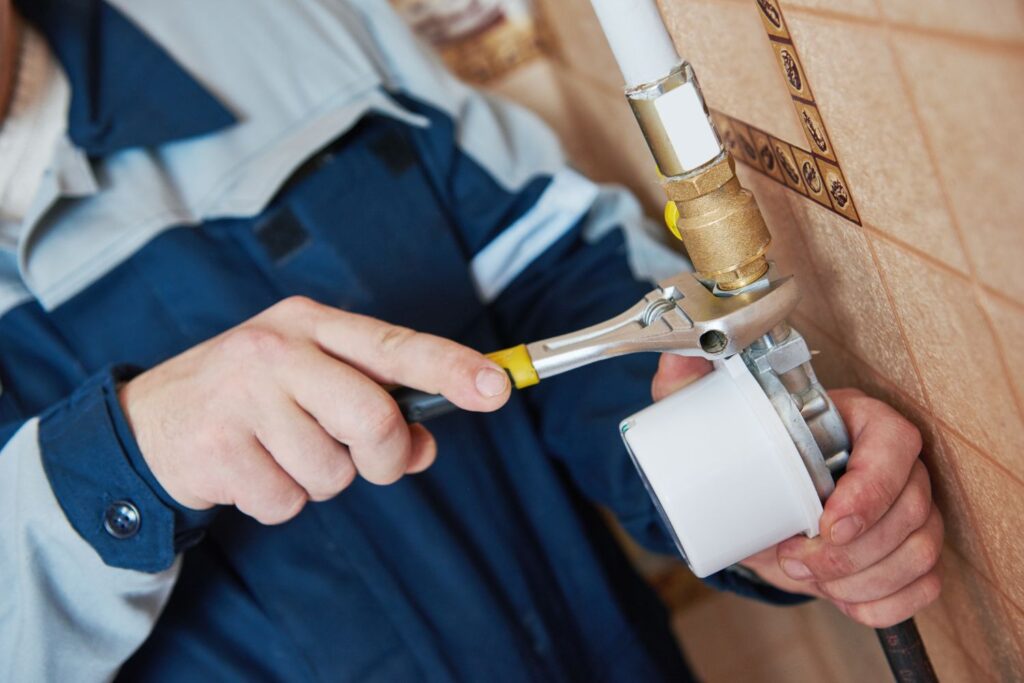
(663, 201, 682, 240)
(486, 344, 540, 389)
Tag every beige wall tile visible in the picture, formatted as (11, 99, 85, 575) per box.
(672, 593, 785, 681)
(881, 0, 1024, 42)
(945, 432, 1024, 615)
(1007, 601, 1024, 679)
(732, 643, 831, 682)
(779, 0, 877, 19)
(737, 166, 839, 329)
(791, 318, 860, 390)
(923, 428, 992, 562)
(796, 601, 891, 682)
(532, 0, 623, 91)
(872, 238, 1024, 478)
(658, 0, 806, 144)
(784, 15, 968, 272)
(980, 296, 1024, 408)
(934, 500, 1024, 679)
(894, 35, 1024, 300)
(917, 605, 997, 682)
(786, 198, 925, 402)
(774, 324, 989, 563)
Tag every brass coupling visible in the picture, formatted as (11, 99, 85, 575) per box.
(663, 155, 771, 291)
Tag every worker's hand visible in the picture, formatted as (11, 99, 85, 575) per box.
(651, 355, 943, 628)
(119, 296, 511, 524)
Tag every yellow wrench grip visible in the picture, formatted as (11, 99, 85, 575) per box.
(486, 344, 540, 390)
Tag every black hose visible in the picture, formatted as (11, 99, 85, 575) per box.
(876, 619, 938, 682)
(391, 386, 457, 423)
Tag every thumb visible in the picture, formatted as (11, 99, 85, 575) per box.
(651, 353, 712, 401)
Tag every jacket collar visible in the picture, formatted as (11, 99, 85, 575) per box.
(14, 0, 237, 156)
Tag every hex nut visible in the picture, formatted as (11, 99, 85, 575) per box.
(662, 155, 737, 202)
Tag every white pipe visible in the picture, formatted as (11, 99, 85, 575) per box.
(589, 0, 722, 175)
(589, 0, 681, 88)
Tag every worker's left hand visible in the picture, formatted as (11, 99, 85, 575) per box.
(651, 354, 944, 628)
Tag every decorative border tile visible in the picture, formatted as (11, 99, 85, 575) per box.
(714, 0, 862, 225)
(713, 110, 861, 225)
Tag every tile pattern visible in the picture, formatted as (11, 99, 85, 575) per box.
(714, 110, 859, 221)
(487, 0, 1024, 680)
(708, 0, 862, 224)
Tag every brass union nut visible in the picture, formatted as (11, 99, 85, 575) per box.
(662, 155, 737, 203)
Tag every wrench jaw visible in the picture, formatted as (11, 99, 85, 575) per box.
(525, 265, 799, 381)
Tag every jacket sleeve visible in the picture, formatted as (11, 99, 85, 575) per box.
(0, 301, 211, 681)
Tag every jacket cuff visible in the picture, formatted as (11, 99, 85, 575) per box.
(39, 366, 216, 572)
(702, 565, 813, 606)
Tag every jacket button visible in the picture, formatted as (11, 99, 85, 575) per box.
(104, 500, 141, 539)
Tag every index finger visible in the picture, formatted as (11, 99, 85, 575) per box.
(300, 302, 510, 412)
(823, 389, 923, 546)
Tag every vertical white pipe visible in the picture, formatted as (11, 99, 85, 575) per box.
(588, 0, 722, 176)
(589, 0, 681, 88)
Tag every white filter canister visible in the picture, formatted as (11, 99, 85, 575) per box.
(620, 354, 823, 578)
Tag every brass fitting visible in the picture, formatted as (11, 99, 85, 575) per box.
(663, 155, 771, 290)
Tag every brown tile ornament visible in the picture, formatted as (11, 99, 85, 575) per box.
(704, 1, 860, 226)
(816, 158, 860, 222)
(771, 139, 807, 195)
(772, 42, 809, 100)
(733, 123, 761, 167)
(755, 0, 789, 39)
(794, 101, 836, 161)
(710, 111, 738, 159)
(750, 128, 784, 184)
(793, 147, 831, 209)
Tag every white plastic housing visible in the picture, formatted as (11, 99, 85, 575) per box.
(589, 0, 681, 87)
(620, 355, 823, 578)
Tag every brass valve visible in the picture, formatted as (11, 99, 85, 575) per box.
(662, 155, 771, 291)
(624, 62, 771, 291)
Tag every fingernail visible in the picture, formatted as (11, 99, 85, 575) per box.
(475, 367, 509, 397)
(781, 559, 814, 581)
(830, 515, 864, 545)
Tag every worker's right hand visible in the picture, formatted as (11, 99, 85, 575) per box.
(118, 296, 511, 524)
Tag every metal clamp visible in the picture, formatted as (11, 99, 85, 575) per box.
(742, 324, 850, 500)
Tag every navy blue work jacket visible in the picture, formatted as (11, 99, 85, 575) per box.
(1, 1, 802, 680)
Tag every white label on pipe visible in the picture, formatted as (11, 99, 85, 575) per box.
(653, 82, 721, 172)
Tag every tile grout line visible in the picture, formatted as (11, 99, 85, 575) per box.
(776, 1, 1024, 54)
(766, 180, 843, 333)
(680, 0, 1024, 671)
(921, 606, 1002, 683)
(794, 309, 1024, 646)
(793, 309, 1024, 491)
(943, 542, 1024, 670)
(877, 7, 1024, 428)
(857, 227, 939, 455)
(555, 12, 1024, 314)
(856, 220, 1024, 315)
(761, 1, 865, 224)
(865, 8, 1024, 635)
(794, 308, 1024, 653)
(701, 0, 1024, 53)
